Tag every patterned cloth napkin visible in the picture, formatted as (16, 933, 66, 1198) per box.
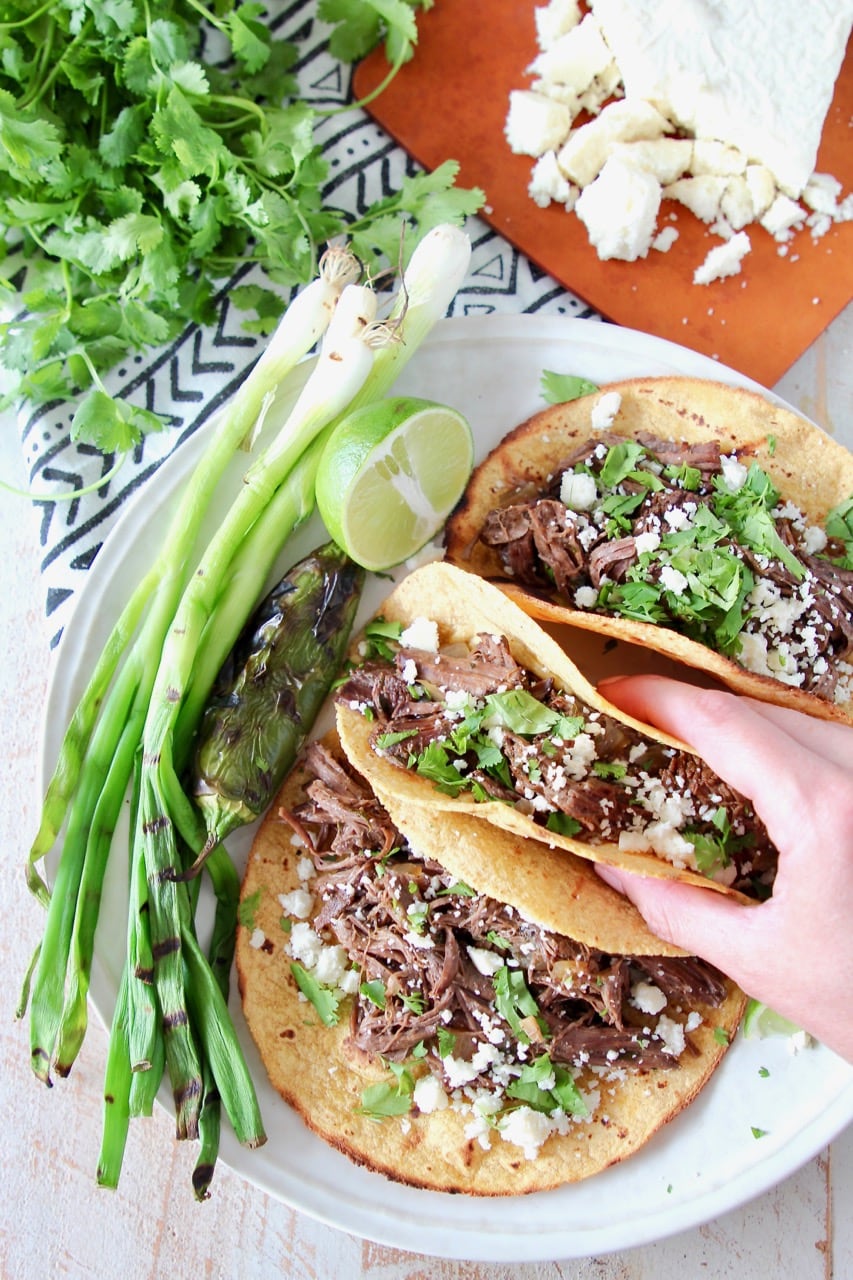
(15, 2, 600, 650)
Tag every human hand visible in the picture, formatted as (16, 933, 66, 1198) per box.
(594, 674, 853, 1064)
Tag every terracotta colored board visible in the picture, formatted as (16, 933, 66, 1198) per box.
(353, 1, 853, 387)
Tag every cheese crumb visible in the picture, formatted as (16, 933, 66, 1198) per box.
(590, 390, 622, 430)
(400, 616, 440, 652)
(693, 231, 751, 285)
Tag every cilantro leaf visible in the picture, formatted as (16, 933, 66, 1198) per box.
(540, 371, 599, 405)
(494, 965, 545, 1044)
(485, 689, 562, 736)
(357, 1059, 415, 1121)
(0, 5, 482, 452)
(289, 962, 341, 1027)
(238, 888, 262, 930)
(505, 1053, 589, 1117)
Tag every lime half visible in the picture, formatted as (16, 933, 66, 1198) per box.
(742, 999, 801, 1040)
(316, 396, 474, 571)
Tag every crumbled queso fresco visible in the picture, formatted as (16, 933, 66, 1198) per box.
(506, 0, 853, 281)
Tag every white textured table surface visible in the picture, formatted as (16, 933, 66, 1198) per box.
(2, 304, 852, 1279)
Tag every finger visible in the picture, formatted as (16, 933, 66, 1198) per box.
(594, 864, 769, 994)
(596, 674, 841, 840)
(744, 697, 853, 770)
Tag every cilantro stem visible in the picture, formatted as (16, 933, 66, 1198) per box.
(317, 46, 408, 118)
(20, 17, 90, 113)
(0, 1, 54, 31)
(0, 451, 126, 501)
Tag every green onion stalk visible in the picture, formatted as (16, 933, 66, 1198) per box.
(22, 222, 473, 1189)
(22, 250, 359, 1092)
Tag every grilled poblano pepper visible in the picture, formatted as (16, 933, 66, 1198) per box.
(192, 541, 364, 856)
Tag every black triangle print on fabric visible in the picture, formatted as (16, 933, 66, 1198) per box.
(70, 543, 103, 573)
(46, 585, 73, 617)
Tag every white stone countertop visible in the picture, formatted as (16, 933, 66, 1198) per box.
(1, 304, 851, 1279)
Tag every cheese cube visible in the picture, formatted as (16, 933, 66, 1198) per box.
(557, 98, 672, 186)
(528, 150, 577, 208)
(529, 13, 614, 90)
(575, 156, 661, 259)
(610, 138, 693, 184)
(690, 139, 747, 177)
(506, 90, 573, 157)
(744, 164, 777, 218)
(535, 0, 582, 50)
(663, 175, 728, 223)
(720, 176, 756, 230)
(760, 193, 805, 238)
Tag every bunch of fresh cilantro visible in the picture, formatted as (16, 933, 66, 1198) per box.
(0, 0, 481, 453)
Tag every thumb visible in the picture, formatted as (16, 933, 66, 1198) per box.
(595, 864, 763, 983)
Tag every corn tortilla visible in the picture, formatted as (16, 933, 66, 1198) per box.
(444, 376, 853, 725)
(237, 733, 744, 1196)
(337, 560, 760, 898)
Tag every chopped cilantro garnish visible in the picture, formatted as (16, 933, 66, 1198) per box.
(664, 462, 703, 491)
(826, 496, 853, 568)
(505, 1052, 589, 1117)
(592, 760, 627, 780)
(540, 371, 599, 405)
(545, 812, 583, 837)
(289, 962, 341, 1027)
(436, 1027, 457, 1058)
(494, 965, 547, 1044)
(485, 688, 563, 736)
(238, 889, 262, 930)
(713, 1026, 731, 1046)
(415, 741, 468, 794)
(406, 904, 429, 934)
(362, 617, 403, 661)
(357, 1061, 415, 1122)
(359, 979, 386, 1009)
(375, 728, 418, 749)
(758, 1066, 770, 1078)
(402, 993, 426, 1015)
(485, 930, 512, 951)
(599, 441, 648, 488)
(279, 916, 292, 933)
(751, 1126, 769, 1139)
(437, 881, 476, 897)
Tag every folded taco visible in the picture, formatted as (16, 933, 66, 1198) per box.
(335, 561, 778, 900)
(444, 377, 853, 724)
(236, 730, 744, 1195)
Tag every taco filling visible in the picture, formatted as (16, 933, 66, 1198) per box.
(335, 617, 777, 896)
(272, 741, 731, 1161)
(477, 430, 853, 706)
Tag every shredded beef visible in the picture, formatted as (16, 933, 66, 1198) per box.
(476, 440, 850, 703)
(287, 745, 729, 1085)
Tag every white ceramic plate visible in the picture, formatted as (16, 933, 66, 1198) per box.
(42, 316, 853, 1262)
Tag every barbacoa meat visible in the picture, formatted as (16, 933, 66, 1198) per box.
(281, 744, 729, 1084)
(336, 635, 777, 896)
(478, 436, 852, 703)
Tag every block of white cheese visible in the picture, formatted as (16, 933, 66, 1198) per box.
(589, 0, 853, 197)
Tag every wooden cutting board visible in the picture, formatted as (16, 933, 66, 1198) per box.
(353, 1, 853, 387)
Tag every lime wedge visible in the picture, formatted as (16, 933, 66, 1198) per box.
(742, 999, 801, 1040)
(316, 396, 474, 571)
